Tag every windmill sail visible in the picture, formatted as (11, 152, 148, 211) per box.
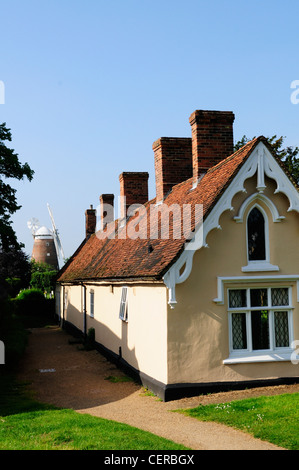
(27, 217, 40, 235)
(47, 203, 65, 263)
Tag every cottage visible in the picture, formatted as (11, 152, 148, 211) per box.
(56, 110, 299, 400)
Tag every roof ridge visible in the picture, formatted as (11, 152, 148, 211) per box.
(206, 136, 263, 175)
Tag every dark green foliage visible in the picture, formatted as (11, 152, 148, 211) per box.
(16, 288, 45, 302)
(13, 288, 55, 318)
(0, 248, 31, 299)
(234, 135, 299, 184)
(0, 292, 56, 372)
(29, 260, 57, 296)
(0, 123, 34, 250)
(30, 270, 57, 294)
(0, 300, 29, 370)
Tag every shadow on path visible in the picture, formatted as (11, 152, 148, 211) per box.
(17, 326, 287, 450)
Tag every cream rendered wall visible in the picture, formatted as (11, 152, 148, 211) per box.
(64, 285, 83, 331)
(167, 175, 299, 384)
(59, 282, 168, 385)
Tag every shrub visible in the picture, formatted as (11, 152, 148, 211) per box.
(29, 260, 57, 296)
(13, 288, 47, 317)
(17, 288, 44, 301)
(1, 315, 29, 369)
(0, 300, 29, 370)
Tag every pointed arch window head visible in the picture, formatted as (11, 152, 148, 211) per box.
(235, 194, 280, 272)
(247, 207, 266, 261)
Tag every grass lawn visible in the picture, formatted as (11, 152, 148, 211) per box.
(1, 307, 298, 450)
(0, 374, 189, 450)
(177, 393, 299, 450)
(0, 309, 189, 451)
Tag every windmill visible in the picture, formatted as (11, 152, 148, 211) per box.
(47, 203, 65, 267)
(27, 205, 65, 271)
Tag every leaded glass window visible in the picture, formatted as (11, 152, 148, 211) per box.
(232, 313, 247, 349)
(274, 311, 289, 347)
(271, 288, 289, 306)
(247, 207, 266, 261)
(229, 290, 246, 308)
(228, 287, 292, 354)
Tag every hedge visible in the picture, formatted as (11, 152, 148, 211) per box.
(12, 288, 55, 317)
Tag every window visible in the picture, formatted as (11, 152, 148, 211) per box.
(247, 207, 266, 261)
(119, 286, 128, 321)
(242, 204, 279, 272)
(90, 290, 94, 318)
(227, 287, 292, 361)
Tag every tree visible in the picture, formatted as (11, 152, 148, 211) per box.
(234, 135, 299, 184)
(30, 260, 57, 296)
(0, 123, 34, 250)
(0, 248, 31, 299)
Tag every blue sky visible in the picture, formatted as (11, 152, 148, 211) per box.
(1, 0, 299, 262)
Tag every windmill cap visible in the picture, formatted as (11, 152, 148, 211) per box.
(34, 226, 53, 239)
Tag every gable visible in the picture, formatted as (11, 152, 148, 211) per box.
(163, 139, 299, 307)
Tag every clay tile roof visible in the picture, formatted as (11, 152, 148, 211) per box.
(57, 137, 263, 283)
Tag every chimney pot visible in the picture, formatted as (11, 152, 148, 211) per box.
(119, 172, 149, 220)
(189, 110, 235, 186)
(153, 137, 192, 203)
(99, 194, 114, 230)
(85, 206, 97, 239)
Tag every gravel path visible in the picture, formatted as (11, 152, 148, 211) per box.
(17, 326, 297, 450)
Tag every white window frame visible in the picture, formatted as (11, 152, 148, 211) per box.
(225, 286, 294, 364)
(90, 289, 94, 318)
(242, 203, 278, 272)
(119, 286, 128, 322)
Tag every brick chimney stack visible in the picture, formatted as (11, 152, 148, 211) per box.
(119, 172, 149, 220)
(85, 205, 96, 239)
(153, 137, 192, 203)
(99, 194, 114, 230)
(189, 110, 235, 186)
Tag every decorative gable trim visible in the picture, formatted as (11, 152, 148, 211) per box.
(234, 192, 285, 223)
(236, 196, 282, 273)
(163, 141, 299, 308)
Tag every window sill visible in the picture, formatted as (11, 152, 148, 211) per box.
(242, 262, 279, 272)
(223, 349, 296, 364)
